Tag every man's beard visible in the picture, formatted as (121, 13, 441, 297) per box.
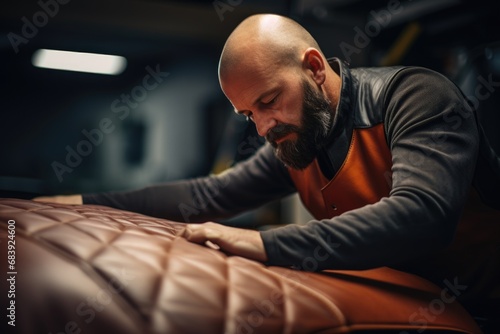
(266, 80, 334, 170)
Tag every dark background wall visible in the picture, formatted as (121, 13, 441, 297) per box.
(0, 0, 499, 211)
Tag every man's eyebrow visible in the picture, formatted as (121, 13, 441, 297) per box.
(233, 88, 280, 115)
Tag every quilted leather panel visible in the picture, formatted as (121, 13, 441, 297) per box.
(0, 199, 481, 333)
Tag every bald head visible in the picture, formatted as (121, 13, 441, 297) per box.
(218, 14, 322, 81)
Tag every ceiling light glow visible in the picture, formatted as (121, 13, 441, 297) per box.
(32, 49, 127, 75)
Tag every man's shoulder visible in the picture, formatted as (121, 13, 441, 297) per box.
(352, 65, 455, 92)
(348, 66, 407, 127)
(352, 65, 463, 105)
(384, 66, 465, 105)
(348, 64, 468, 128)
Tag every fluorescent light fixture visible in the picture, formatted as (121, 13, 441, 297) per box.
(32, 49, 127, 75)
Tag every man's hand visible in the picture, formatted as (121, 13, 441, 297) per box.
(32, 194, 83, 205)
(177, 222, 268, 262)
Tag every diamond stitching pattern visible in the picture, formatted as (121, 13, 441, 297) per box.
(0, 198, 481, 333)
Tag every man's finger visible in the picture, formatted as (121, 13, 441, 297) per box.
(175, 225, 190, 238)
(177, 224, 223, 250)
(204, 240, 221, 250)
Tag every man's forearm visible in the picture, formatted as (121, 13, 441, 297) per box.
(83, 145, 296, 222)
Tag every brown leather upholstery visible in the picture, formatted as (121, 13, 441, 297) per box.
(0, 199, 481, 333)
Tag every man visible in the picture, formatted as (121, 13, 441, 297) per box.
(36, 14, 500, 321)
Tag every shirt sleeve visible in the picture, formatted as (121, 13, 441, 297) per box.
(260, 68, 480, 271)
(83, 144, 296, 222)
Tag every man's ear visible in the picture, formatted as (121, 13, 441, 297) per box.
(302, 48, 326, 86)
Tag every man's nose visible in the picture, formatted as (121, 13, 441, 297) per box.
(253, 111, 277, 137)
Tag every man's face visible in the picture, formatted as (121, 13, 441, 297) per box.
(220, 63, 334, 169)
(266, 79, 333, 169)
